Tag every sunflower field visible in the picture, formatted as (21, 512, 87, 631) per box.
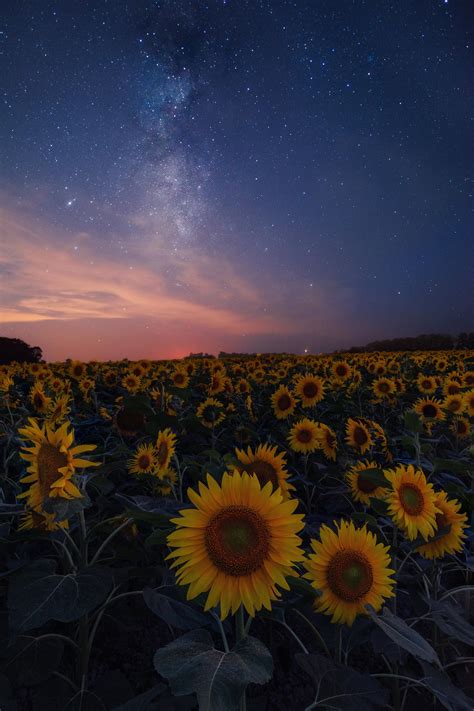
(0, 351, 473, 711)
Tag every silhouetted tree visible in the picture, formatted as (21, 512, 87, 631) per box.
(0, 337, 43, 365)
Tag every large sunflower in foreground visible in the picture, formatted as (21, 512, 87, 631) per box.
(18, 419, 99, 510)
(288, 418, 320, 454)
(234, 443, 294, 498)
(167, 471, 305, 619)
(271, 385, 297, 419)
(415, 491, 468, 559)
(345, 419, 372, 454)
(304, 520, 394, 626)
(346, 460, 388, 506)
(384, 464, 439, 540)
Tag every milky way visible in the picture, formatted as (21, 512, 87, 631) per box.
(1, 0, 473, 360)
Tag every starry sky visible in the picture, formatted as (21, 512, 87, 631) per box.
(1, 0, 473, 361)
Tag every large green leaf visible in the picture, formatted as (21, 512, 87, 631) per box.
(419, 662, 473, 711)
(1, 635, 64, 687)
(154, 629, 273, 711)
(8, 560, 111, 633)
(431, 600, 474, 647)
(143, 588, 210, 631)
(366, 606, 440, 665)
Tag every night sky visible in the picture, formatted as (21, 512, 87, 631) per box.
(1, 0, 473, 361)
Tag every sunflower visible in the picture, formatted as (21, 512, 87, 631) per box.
(167, 471, 305, 619)
(443, 394, 465, 415)
(345, 419, 372, 454)
(46, 394, 71, 426)
(415, 491, 468, 559)
(288, 418, 320, 454)
(316, 423, 337, 461)
(304, 520, 394, 626)
(122, 373, 141, 393)
(69, 360, 87, 379)
(294, 374, 325, 407)
(414, 397, 445, 423)
(271, 385, 297, 420)
(153, 467, 178, 496)
(462, 371, 474, 388)
(102, 369, 118, 387)
(463, 390, 474, 417)
(196, 397, 225, 428)
(332, 361, 352, 382)
(18, 419, 98, 510)
(172, 369, 189, 389)
(346, 460, 388, 506)
(156, 428, 177, 473)
(450, 416, 471, 439)
(29, 382, 51, 414)
(236, 378, 251, 394)
(209, 371, 225, 395)
(235, 443, 294, 498)
(372, 378, 396, 400)
(417, 374, 437, 394)
(443, 378, 462, 397)
(384, 464, 439, 540)
(18, 508, 68, 532)
(114, 405, 146, 437)
(128, 442, 157, 475)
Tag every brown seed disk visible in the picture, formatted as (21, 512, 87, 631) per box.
(326, 550, 374, 602)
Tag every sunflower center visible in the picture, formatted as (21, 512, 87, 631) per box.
(297, 428, 313, 443)
(202, 406, 217, 422)
(205, 505, 269, 576)
(240, 460, 279, 489)
(357, 473, 378, 494)
(327, 550, 373, 602)
(353, 426, 369, 446)
(421, 380, 432, 389)
(325, 431, 336, 447)
(33, 393, 45, 409)
(335, 365, 346, 376)
(447, 384, 460, 395)
(138, 454, 151, 470)
(277, 394, 292, 411)
(399, 483, 424, 516)
(378, 382, 390, 393)
(448, 399, 462, 413)
(303, 382, 318, 398)
(422, 404, 437, 418)
(37, 443, 69, 498)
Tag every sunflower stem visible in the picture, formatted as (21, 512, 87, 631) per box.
(236, 606, 247, 711)
(89, 517, 133, 565)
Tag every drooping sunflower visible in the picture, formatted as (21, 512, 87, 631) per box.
(196, 397, 225, 428)
(128, 442, 157, 476)
(346, 460, 388, 506)
(271, 385, 297, 420)
(384, 464, 439, 541)
(415, 491, 468, 559)
(294, 374, 325, 407)
(316, 423, 337, 461)
(288, 418, 320, 454)
(414, 397, 445, 423)
(304, 520, 395, 626)
(345, 419, 372, 454)
(156, 428, 177, 473)
(18, 418, 99, 510)
(18, 508, 68, 532)
(29, 382, 51, 414)
(234, 443, 294, 498)
(167, 471, 305, 619)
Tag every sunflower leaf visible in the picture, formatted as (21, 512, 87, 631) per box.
(430, 600, 474, 647)
(366, 605, 440, 665)
(153, 629, 273, 711)
(418, 662, 473, 711)
(143, 587, 210, 630)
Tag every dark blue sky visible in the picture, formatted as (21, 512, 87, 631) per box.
(1, 0, 472, 359)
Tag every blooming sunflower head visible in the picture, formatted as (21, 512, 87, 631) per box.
(450, 416, 471, 439)
(29, 382, 51, 413)
(346, 460, 388, 506)
(372, 378, 396, 400)
(156, 428, 177, 473)
(384, 464, 439, 540)
(304, 520, 395, 626)
(234, 443, 294, 498)
(443, 394, 465, 415)
(167, 470, 305, 619)
(288, 418, 320, 454)
(415, 490, 468, 559)
(196, 397, 225, 428)
(316, 423, 337, 461)
(271, 385, 297, 420)
(172, 369, 189, 389)
(345, 419, 372, 454)
(417, 374, 437, 394)
(128, 442, 157, 475)
(18, 418, 99, 511)
(294, 374, 325, 407)
(414, 397, 445, 423)
(332, 361, 352, 381)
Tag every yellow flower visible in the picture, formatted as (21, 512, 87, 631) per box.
(271, 385, 297, 419)
(304, 520, 394, 626)
(196, 397, 225, 428)
(415, 491, 468, 559)
(346, 460, 388, 506)
(156, 428, 177, 473)
(288, 418, 320, 453)
(128, 442, 157, 475)
(167, 471, 305, 619)
(450, 416, 471, 439)
(235, 443, 294, 499)
(345, 419, 372, 454)
(18, 508, 68, 532)
(385, 464, 439, 540)
(414, 397, 445, 423)
(18, 418, 99, 510)
(417, 374, 437, 394)
(372, 378, 396, 400)
(443, 394, 465, 415)
(294, 374, 325, 407)
(316, 423, 337, 461)
(29, 382, 51, 414)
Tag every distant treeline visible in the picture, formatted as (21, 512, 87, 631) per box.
(0, 337, 43, 365)
(345, 333, 474, 353)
